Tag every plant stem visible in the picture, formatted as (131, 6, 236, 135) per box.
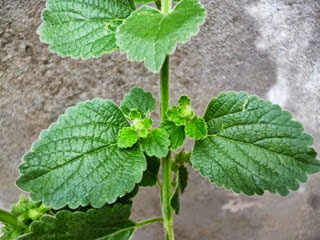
(0, 209, 19, 228)
(135, 217, 163, 229)
(160, 57, 174, 240)
(161, 0, 172, 14)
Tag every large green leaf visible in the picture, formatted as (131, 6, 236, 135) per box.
(16, 99, 146, 209)
(18, 204, 135, 240)
(116, 0, 206, 72)
(191, 92, 320, 196)
(38, 0, 135, 59)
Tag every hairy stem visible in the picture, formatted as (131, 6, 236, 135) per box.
(0, 209, 19, 228)
(160, 57, 174, 240)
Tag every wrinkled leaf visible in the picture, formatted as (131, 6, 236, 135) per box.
(120, 87, 156, 117)
(191, 92, 320, 196)
(116, 0, 206, 72)
(118, 127, 140, 148)
(17, 99, 146, 209)
(38, 0, 135, 58)
(141, 129, 170, 158)
(160, 120, 185, 150)
(185, 116, 207, 139)
(18, 204, 135, 240)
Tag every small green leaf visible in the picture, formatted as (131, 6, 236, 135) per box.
(118, 127, 139, 148)
(141, 129, 170, 158)
(167, 107, 186, 126)
(170, 187, 180, 215)
(121, 87, 156, 118)
(160, 120, 185, 150)
(185, 116, 207, 139)
(16, 99, 146, 209)
(129, 110, 141, 120)
(18, 204, 135, 240)
(38, 0, 135, 59)
(191, 92, 320, 196)
(139, 156, 160, 187)
(174, 151, 191, 165)
(178, 165, 188, 194)
(116, 0, 207, 72)
(178, 96, 191, 107)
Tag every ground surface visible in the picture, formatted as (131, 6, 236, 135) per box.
(1, 0, 320, 239)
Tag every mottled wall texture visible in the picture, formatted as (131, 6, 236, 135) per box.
(1, 0, 320, 239)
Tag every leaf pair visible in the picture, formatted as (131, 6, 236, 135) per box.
(16, 89, 320, 213)
(38, 0, 207, 72)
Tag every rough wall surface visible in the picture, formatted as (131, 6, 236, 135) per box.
(1, 0, 320, 239)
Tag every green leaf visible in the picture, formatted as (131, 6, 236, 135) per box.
(160, 120, 185, 150)
(139, 156, 160, 187)
(170, 187, 180, 215)
(16, 99, 146, 209)
(191, 92, 320, 196)
(18, 204, 135, 240)
(141, 129, 170, 158)
(185, 116, 207, 139)
(167, 106, 186, 126)
(178, 165, 188, 194)
(120, 87, 156, 117)
(170, 166, 187, 215)
(116, 0, 207, 72)
(38, 0, 135, 59)
(118, 127, 139, 148)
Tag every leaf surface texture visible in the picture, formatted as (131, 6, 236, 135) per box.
(191, 92, 320, 195)
(17, 99, 146, 209)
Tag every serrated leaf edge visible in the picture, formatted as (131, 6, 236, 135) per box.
(116, 0, 207, 72)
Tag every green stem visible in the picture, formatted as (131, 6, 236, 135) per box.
(160, 0, 173, 238)
(160, 57, 174, 240)
(0, 209, 19, 228)
(135, 217, 163, 229)
(162, 153, 174, 240)
(161, 0, 172, 14)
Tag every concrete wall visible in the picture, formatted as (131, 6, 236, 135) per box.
(1, 0, 320, 239)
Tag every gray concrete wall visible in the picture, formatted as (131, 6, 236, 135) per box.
(1, 0, 320, 239)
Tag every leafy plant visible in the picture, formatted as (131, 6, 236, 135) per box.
(0, 0, 319, 239)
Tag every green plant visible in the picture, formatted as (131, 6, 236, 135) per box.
(0, 0, 319, 239)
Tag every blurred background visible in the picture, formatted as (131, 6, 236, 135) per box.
(1, 0, 320, 239)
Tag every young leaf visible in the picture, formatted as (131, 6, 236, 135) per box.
(120, 87, 156, 117)
(141, 129, 170, 158)
(118, 127, 140, 148)
(38, 0, 135, 59)
(18, 204, 135, 240)
(116, 0, 207, 72)
(16, 99, 146, 209)
(191, 92, 320, 196)
(139, 156, 160, 187)
(160, 120, 185, 150)
(185, 116, 207, 139)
